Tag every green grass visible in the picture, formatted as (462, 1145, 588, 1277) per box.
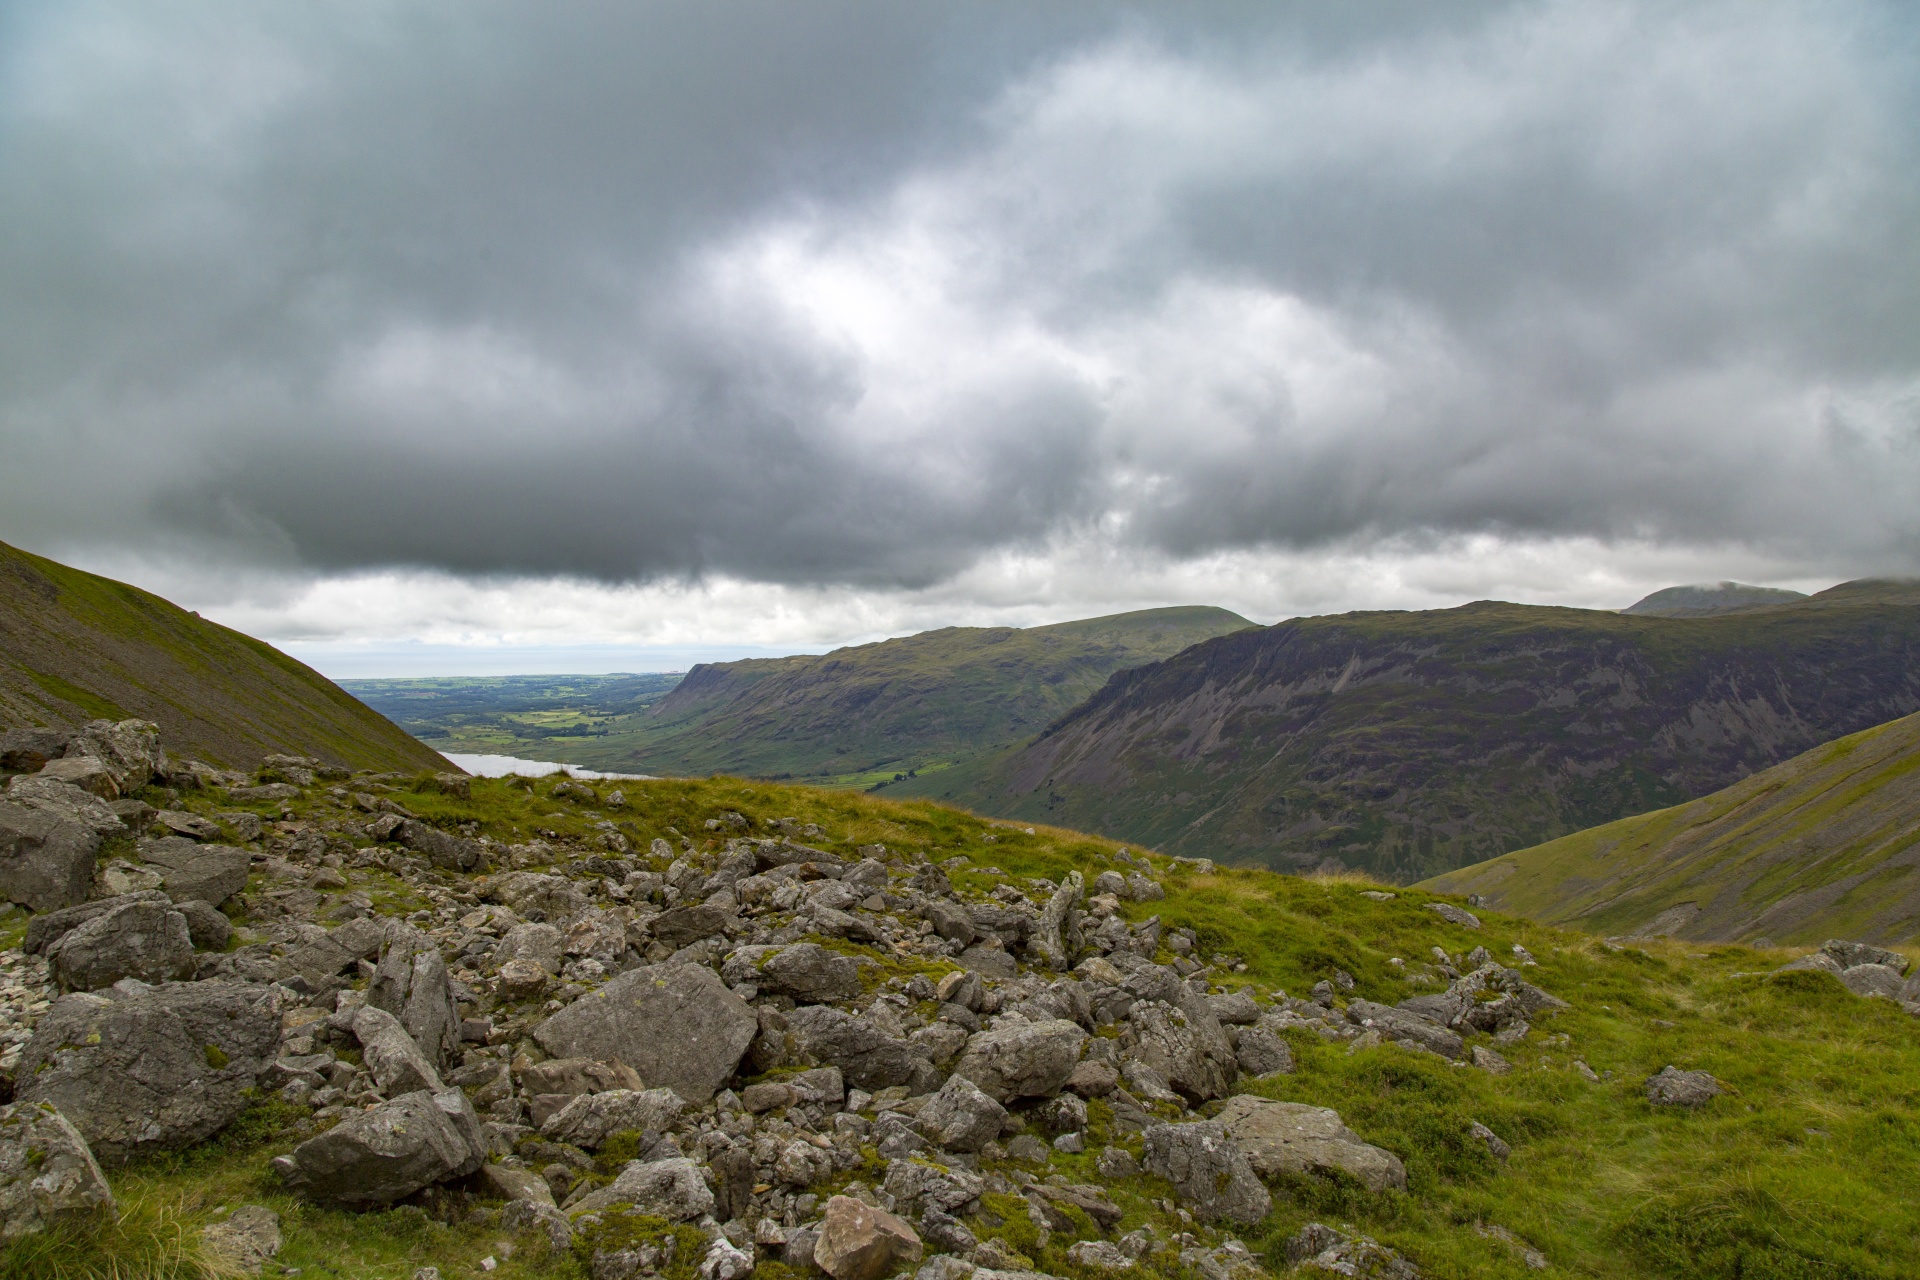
(1422, 709, 1920, 944)
(29, 769, 1920, 1277)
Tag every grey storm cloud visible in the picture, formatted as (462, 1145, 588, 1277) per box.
(2, 0, 1918, 589)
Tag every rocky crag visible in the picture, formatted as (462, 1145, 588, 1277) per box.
(1, 721, 1917, 1278)
(902, 579, 1920, 882)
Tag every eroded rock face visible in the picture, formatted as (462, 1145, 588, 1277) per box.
(275, 1089, 487, 1206)
(46, 898, 194, 991)
(18, 980, 281, 1163)
(950, 1019, 1087, 1102)
(369, 924, 461, 1071)
(0, 1101, 115, 1239)
(534, 963, 757, 1104)
(814, 1194, 924, 1280)
(1142, 1120, 1271, 1226)
(1213, 1095, 1407, 1193)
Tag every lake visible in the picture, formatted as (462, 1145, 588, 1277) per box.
(443, 752, 656, 781)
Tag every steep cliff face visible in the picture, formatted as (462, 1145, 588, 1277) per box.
(624, 606, 1254, 783)
(909, 581, 1920, 881)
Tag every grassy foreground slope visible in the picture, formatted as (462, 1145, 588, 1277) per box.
(901, 580, 1920, 882)
(1422, 710, 1920, 944)
(0, 539, 448, 772)
(608, 606, 1254, 785)
(11, 772, 1920, 1279)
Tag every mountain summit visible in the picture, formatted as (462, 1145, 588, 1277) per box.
(1621, 581, 1809, 616)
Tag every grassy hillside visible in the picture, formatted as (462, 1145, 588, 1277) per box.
(897, 580, 1920, 882)
(1420, 710, 1920, 945)
(0, 539, 448, 772)
(512, 606, 1255, 785)
(1622, 582, 1809, 617)
(10, 770, 1920, 1279)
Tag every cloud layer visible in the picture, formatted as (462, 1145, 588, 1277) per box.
(2, 1, 1916, 655)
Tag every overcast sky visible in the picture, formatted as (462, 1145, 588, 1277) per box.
(3, 1, 1917, 674)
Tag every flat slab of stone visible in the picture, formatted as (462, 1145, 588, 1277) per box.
(137, 837, 251, 906)
(1214, 1095, 1407, 1192)
(533, 962, 756, 1103)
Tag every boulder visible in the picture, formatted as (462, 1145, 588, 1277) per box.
(1646, 1066, 1723, 1108)
(155, 810, 222, 841)
(23, 889, 172, 955)
(63, 720, 163, 792)
(916, 1072, 1010, 1153)
(1029, 871, 1083, 971)
(480, 872, 589, 924)
(38, 756, 121, 800)
(17, 980, 281, 1162)
(813, 1194, 924, 1280)
(760, 942, 864, 1003)
(175, 899, 235, 951)
(1142, 1121, 1271, 1226)
(497, 922, 565, 974)
(397, 819, 486, 872)
(1230, 1025, 1294, 1077)
(921, 897, 976, 946)
(651, 903, 734, 950)
(369, 924, 462, 1071)
(0, 778, 122, 911)
(1822, 940, 1910, 974)
(785, 1004, 938, 1093)
(0, 727, 66, 773)
(534, 963, 757, 1103)
(1208, 990, 1262, 1025)
(1118, 1000, 1237, 1102)
(0, 1100, 115, 1239)
(540, 1087, 686, 1149)
(352, 1006, 445, 1097)
(950, 1018, 1087, 1102)
(481, 1163, 556, 1207)
(519, 1056, 645, 1098)
(1428, 902, 1482, 929)
(275, 1089, 487, 1206)
(568, 1156, 715, 1220)
(136, 837, 251, 906)
(1213, 1095, 1407, 1192)
(47, 898, 194, 991)
(1839, 963, 1906, 1000)
(1285, 1225, 1419, 1280)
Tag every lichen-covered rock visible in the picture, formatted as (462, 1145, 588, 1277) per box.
(64, 720, 163, 793)
(0, 1100, 115, 1239)
(1230, 1024, 1294, 1077)
(1285, 1223, 1421, 1278)
(18, 980, 281, 1163)
(759, 942, 864, 1003)
(46, 898, 194, 992)
(1213, 1095, 1407, 1192)
(497, 922, 565, 974)
(1646, 1066, 1723, 1108)
(1142, 1120, 1271, 1226)
(275, 1089, 487, 1206)
(369, 923, 462, 1071)
(568, 1156, 715, 1219)
(352, 1005, 445, 1096)
(135, 837, 251, 906)
(539, 1087, 686, 1149)
(1344, 1000, 1465, 1059)
(1118, 999, 1237, 1102)
(813, 1194, 924, 1280)
(534, 963, 757, 1103)
(950, 1018, 1087, 1102)
(0, 777, 122, 912)
(785, 1004, 939, 1093)
(916, 1071, 1010, 1152)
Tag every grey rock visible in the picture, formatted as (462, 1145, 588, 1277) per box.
(651, 903, 733, 950)
(23, 889, 172, 955)
(369, 924, 462, 1071)
(921, 897, 976, 946)
(951, 1018, 1088, 1102)
(0, 1100, 115, 1239)
(1468, 1121, 1510, 1161)
(1285, 1224, 1420, 1279)
(175, 899, 234, 951)
(18, 980, 281, 1162)
(1775, 952, 1844, 976)
(482, 872, 589, 922)
(568, 1156, 715, 1220)
(0, 727, 67, 773)
(518, 1056, 645, 1098)
(761, 942, 864, 1003)
(916, 1072, 1010, 1152)
(1230, 1024, 1294, 1077)
(539, 1088, 686, 1149)
(882, 1156, 984, 1218)
(1118, 998, 1237, 1102)
(1822, 940, 1910, 974)
(228, 784, 299, 804)
(352, 1006, 445, 1096)
(1646, 1066, 1723, 1108)
(1345, 1000, 1466, 1059)
(1142, 1120, 1271, 1225)
(1470, 1045, 1512, 1075)
(38, 756, 121, 800)
(155, 810, 222, 841)
(1839, 963, 1906, 1000)
(534, 963, 757, 1104)
(1030, 871, 1083, 971)
(814, 1194, 924, 1280)
(276, 1089, 487, 1206)
(496, 922, 565, 974)
(1213, 1095, 1407, 1192)
(1427, 902, 1482, 929)
(786, 1004, 938, 1093)
(398, 819, 486, 872)
(1208, 990, 1261, 1024)
(47, 898, 194, 991)
(1096, 1145, 1140, 1180)
(202, 1205, 283, 1274)
(63, 720, 163, 792)
(0, 779, 119, 911)
(136, 837, 251, 906)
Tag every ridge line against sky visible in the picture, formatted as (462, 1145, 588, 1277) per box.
(1, 1, 1915, 677)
